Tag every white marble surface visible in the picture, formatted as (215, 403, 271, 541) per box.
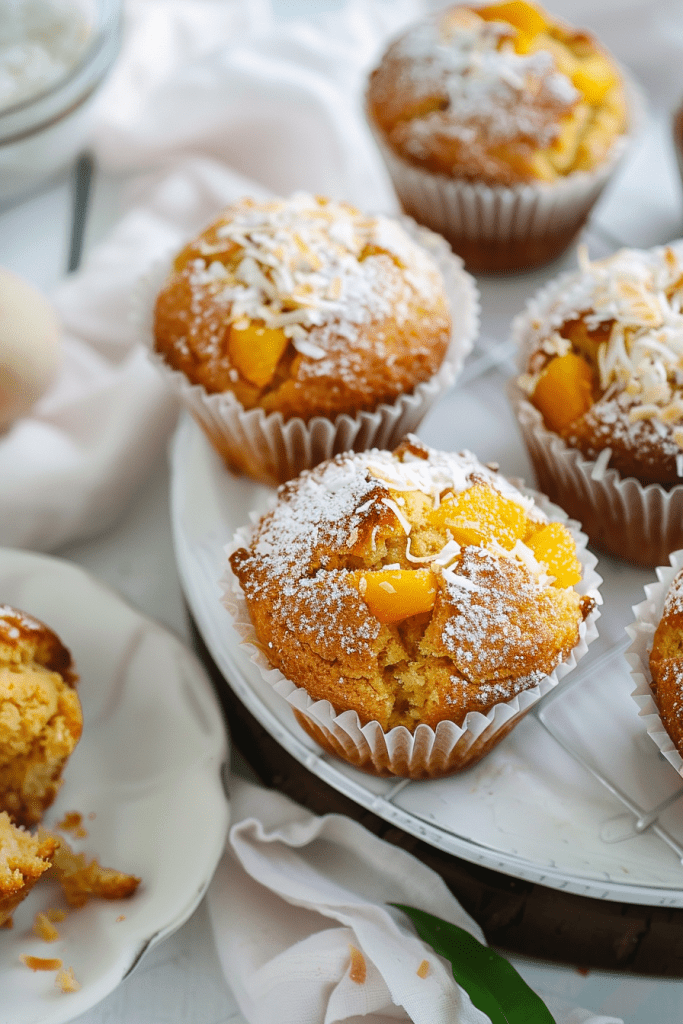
(3, 1, 683, 1019)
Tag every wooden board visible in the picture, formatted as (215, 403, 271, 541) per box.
(190, 620, 683, 976)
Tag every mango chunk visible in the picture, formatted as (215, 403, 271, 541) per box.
(477, 1, 548, 37)
(531, 352, 595, 434)
(526, 522, 582, 586)
(571, 54, 617, 105)
(228, 322, 289, 388)
(353, 568, 437, 624)
(431, 483, 530, 551)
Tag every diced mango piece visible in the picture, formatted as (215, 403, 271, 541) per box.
(352, 568, 437, 624)
(531, 352, 595, 434)
(431, 483, 530, 551)
(228, 322, 289, 388)
(526, 522, 582, 586)
(571, 54, 617, 105)
(477, 1, 548, 37)
(445, 524, 489, 548)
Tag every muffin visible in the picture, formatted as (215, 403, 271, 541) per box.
(628, 550, 683, 776)
(0, 812, 57, 926)
(510, 242, 683, 566)
(649, 567, 683, 757)
(152, 193, 479, 485)
(0, 606, 83, 827)
(227, 437, 600, 778)
(366, 2, 636, 273)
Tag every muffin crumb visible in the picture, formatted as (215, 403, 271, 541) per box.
(55, 966, 80, 992)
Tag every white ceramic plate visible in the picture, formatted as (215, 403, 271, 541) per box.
(170, 393, 683, 909)
(0, 548, 230, 1024)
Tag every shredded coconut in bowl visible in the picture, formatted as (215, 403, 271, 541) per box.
(0, 0, 91, 112)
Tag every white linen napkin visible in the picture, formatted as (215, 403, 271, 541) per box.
(208, 777, 623, 1024)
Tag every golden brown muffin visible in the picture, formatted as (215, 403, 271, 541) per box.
(365, 2, 632, 272)
(0, 606, 83, 827)
(517, 245, 683, 487)
(153, 194, 451, 423)
(230, 438, 594, 740)
(0, 812, 57, 926)
(367, 2, 627, 187)
(649, 568, 683, 757)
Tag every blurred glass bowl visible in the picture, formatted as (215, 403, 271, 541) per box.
(0, 0, 122, 204)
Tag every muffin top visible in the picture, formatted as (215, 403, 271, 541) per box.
(366, 1, 627, 186)
(229, 437, 594, 732)
(649, 567, 683, 755)
(153, 194, 452, 421)
(518, 245, 683, 485)
(0, 605, 76, 687)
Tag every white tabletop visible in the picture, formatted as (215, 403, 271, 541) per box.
(3, 2, 683, 1019)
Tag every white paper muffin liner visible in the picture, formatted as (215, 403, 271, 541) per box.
(366, 71, 645, 274)
(509, 240, 683, 568)
(144, 217, 480, 487)
(222, 485, 602, 780)
(626, 549, 683, 777)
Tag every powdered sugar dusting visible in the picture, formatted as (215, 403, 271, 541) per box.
(183, 194, 444, 362)
(663, 568, 683, 618)
(437, 546, 564, 687)
(378, 8, 578, 156)
(0, 605, 46, 640)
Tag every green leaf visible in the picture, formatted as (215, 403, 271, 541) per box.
(392, 904, 556, 1024)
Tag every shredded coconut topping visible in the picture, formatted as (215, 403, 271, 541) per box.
(521, 246, 683, 474)
(529, 248, 683, 411)
(186, 194, 444, 344)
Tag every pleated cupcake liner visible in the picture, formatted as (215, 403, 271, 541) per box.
(222, 487, 602, 780)
(143, 216, 480, 487)
(626, 548, 683, 777)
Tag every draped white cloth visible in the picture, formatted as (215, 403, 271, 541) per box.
(208, 778, 623, 1024)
